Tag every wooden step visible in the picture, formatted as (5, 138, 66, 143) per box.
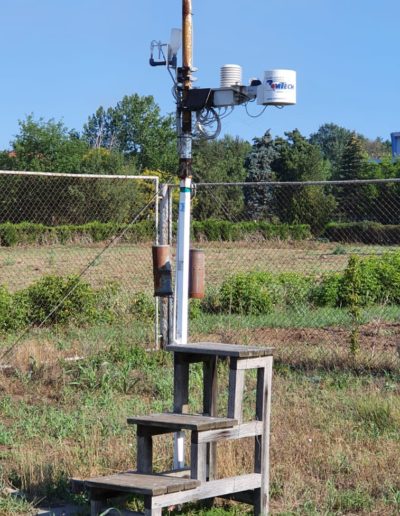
(127, 413, 237, 431)
(168, 341, 274, 358)
(85, 471, 200, 496)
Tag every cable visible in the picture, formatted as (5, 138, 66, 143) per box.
(160, 47, 178, 87)
(194, 107, 221, 140)
(245, 103, 268, 118)
(0, 188, 162, 365)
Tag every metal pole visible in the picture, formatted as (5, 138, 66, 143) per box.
(173, 0, 193, 469)
(174, 0, 193, 345)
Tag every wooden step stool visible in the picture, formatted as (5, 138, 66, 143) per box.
(85, 342, 273, 515)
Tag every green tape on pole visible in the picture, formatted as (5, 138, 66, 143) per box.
(180, 187, 191, 193)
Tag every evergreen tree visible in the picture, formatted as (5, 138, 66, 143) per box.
(192, 136, 250, 220)
(271, 130, 336, 234)
(335, 133, 374, 221)
(244, 131, 278, 220)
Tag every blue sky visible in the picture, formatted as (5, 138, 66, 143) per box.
(1, 0, 399, 149)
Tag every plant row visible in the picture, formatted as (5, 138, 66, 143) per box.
(324, 221, 400, 245)
(0, 251, 399, 333)
(0, 276, 151, 332)
(0, 220, 311, 247)
(196, 251, 400, 315)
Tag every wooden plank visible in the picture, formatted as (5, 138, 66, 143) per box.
(151, 473, 261, 509)
(127, 413, 236, 432)
(228, 360, 245, 423)
(235, 356, 271, 371)
(220, 490, 256, 505)
(85, 473, 200, 496)
(168, 342, 274, 358)
(195, 421, 263, 444)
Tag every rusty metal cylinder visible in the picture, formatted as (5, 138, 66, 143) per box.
(189, 249, 205, 299)
(152, 245, 173, 297)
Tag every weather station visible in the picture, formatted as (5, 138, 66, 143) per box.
(85, 2, 295, 514)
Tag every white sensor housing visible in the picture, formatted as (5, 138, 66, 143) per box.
(257, 69, 296, 106)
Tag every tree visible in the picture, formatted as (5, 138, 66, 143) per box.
(0, 116, 89, 223)
(243, 131, 278, 220)
(360, 136, 391, 160)
(11, 115, 88, 173)
(0, 116, 146, 224)
(335, 133, 375, 221)
(309, 123, 353, 179)
(192, 135, 251, 220)
(83, 94, 178, 174)
(271, 130, 336, 234)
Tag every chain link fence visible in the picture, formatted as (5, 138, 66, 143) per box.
(0, 173, 399, 371)
(0, 171, 160, 360)
(181, 179, 400, 372)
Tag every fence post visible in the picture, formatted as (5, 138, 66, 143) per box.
(158, 184, 172, 348)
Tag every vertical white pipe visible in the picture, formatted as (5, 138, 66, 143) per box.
(154, 177, 160, 348)
(175, 177, 192, 344)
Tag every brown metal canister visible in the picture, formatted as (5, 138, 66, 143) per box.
(189, 249, 205, 299)
(152, 245, 173, 297)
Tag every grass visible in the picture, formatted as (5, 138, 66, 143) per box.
(0, 494, 34, 515)
(0, 316, 399, 515)
(0, 238, 399, 514)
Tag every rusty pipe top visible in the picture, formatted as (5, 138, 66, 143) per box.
(182, 0, 192, 89)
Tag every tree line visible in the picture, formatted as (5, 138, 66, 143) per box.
(0, 93, 398, 231)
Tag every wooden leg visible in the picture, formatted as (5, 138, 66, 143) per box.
(254, 357, 273, 516)
(227, 358, 245, 422)
(190, 437, 208, 481)
(137, 426, 153, 473)
(144, 495, 162, 515)
(90, 499, 104, 516)
(203, 357, 218, 480)
(173, 353, 189, 413)
(89, 490, 106, 516)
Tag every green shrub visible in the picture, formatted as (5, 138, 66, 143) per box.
(200, 286, 223, 314)
(219, 272, 273, 315)
(25, 275, 98, 325)
(0, 286, 14, 331)
(0, 222, 18, 246)
(129, 292, 155, 319)
(310, 273, 342, 307)
(189, 299, 203, 319)
(338, 255, 381, 307)
(0, 221, 155, 247)
(191, 220, 311, 242)
(375, 252, 400, 303)
(273, 272, 313, 308)
(0, 287, 29, 331)
(324, 221, 400, 245)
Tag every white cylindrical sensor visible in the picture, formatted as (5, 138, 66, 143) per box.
(257, 69, 296, 106)
(220, 64, 242, 88)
